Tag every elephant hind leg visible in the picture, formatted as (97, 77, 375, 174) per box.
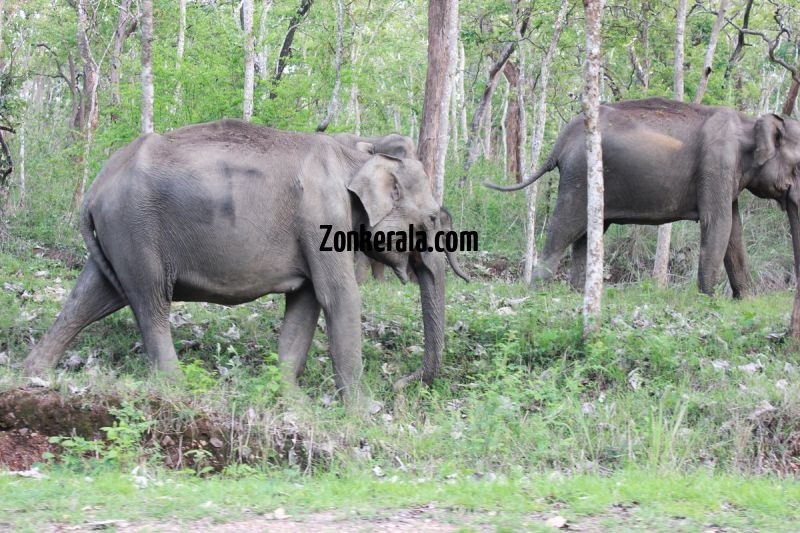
(116, 254, 179, 374)
(24, 258, 127, 374)
(534, 203, 587, 287)
(570, 235, 587, 290)
(723, 200, 752, 299)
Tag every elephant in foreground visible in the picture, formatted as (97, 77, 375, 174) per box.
(487, 97, 800, 298)
(23, 120, 468, 399)
(331, 132, 420, 283)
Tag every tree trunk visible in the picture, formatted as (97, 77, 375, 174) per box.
(462, 30, 527, 178)
(582, 0, 605, 335)
(432, 0, 458, 203)
(316, 0, 344, 132)
(458, 42, 468, 144)
(418, 0, 457, 200)
(503, 61, 522, 182)
(243, 0, 255, 121)
(271, 0, 314, 99)
(255, 0, 273, 80)
(784, 78, 800, 116)
(110, 0, 133, 117)
(653, 0, 686, 287)
(74, 0, 100, 209)
(693, 0, 729, 104)
(500, 78, 510, 182)
(523, 0, 568, 283)
(173, 0, 186, 111)
(140, 0, 154, 134)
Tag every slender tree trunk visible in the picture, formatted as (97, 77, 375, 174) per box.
(462, 39, 523, 176)
(110, 0, 133, 118)
(784, 78, 800, 116)
(500, 78, 510, 182)
(271, 0, 314, 99)
(74, 0, 100, 209)
(582, 0, 605, 335)
(458, 42, 468, 143)
(173, 0, 186, 111)
(255, 0, 273, 79)
(140, 0, 154, 134)
(523, 0, 568, 283)
(316, 0, 344, 131)
(693, 0, 729, 104)
(243, 0, 255, 121)
(503, 61, 521, 182)
(418, 0, 457, 200)
(17, 121, 24, 209)
(653, 0, 686, 287)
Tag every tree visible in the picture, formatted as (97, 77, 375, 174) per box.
(523, 0, 569, 283)
(243, 0, 255, 121)
(140, 0, 154, 134)
(653, 0, 686, 287)
(316, 0, 344, 132)
(255, 0, 274, 80)
(418, 0, 458, 202)
(582, 0, 605, 335)
(693, 0, 730, 104)
(173, 0, 186, 110)
(461, 12, 530, 178)
(271, 0, 314, 99)
(110, 0, 136, 117)
(74, 0, 100, 207)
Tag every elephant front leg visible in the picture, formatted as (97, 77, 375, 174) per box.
(698, 205, 733, 296)
(314, 278, 363, 402)
(278, 284, 321, 386)
(723, 200, 753, 299)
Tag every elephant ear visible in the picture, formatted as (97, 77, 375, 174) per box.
(347, 155, 400, 227)
(755, 113, 786, 166)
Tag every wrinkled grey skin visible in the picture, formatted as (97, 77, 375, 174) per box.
(332, 132, 418, 283)
(332, 132, 417, 160)
(487, 98, 800, 298)
(23, 120, 469, 398)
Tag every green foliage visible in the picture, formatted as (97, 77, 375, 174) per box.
(46, 402, 155, 473)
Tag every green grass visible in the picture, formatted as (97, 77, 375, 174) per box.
(2, 468, 799, 531)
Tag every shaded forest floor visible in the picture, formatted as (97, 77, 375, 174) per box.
(1, 245, 800, 531)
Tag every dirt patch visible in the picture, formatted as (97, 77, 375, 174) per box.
(0, 387, 315, 473)
(0, 428, 55, 470)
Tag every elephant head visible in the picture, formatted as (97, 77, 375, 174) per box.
(347, 154, 468, 387)
(747, 114, 800, 295)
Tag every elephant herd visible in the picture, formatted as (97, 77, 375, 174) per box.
(22, 97, 800, 401)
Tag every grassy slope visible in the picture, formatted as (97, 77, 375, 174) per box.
(1, 247, 800, 530)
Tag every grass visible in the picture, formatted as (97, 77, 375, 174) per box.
(3, 468, 800, 531)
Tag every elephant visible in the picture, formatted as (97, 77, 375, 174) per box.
(23, 120, 469, 399)
(486, 97, 800, 298)
(331, 132, 419, 283)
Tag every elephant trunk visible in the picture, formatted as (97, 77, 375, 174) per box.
(787, 192, 800, 337)
(394, 250, 446, 390)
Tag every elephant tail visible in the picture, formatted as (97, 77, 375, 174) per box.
(482, 151, 558, 192)
(79, 205, 127, 301)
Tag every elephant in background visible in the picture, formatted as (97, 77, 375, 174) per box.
(24, 121, 469, 398)
(487, 97, 800, 298)
(332, 132, 419, 283)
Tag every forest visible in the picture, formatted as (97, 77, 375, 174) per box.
(1, 0, 800, 530)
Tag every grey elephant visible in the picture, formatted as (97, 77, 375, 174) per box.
(331, 132, 419, 283)
(487, 97, 800, 298)
(23, 120, 468, 399)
